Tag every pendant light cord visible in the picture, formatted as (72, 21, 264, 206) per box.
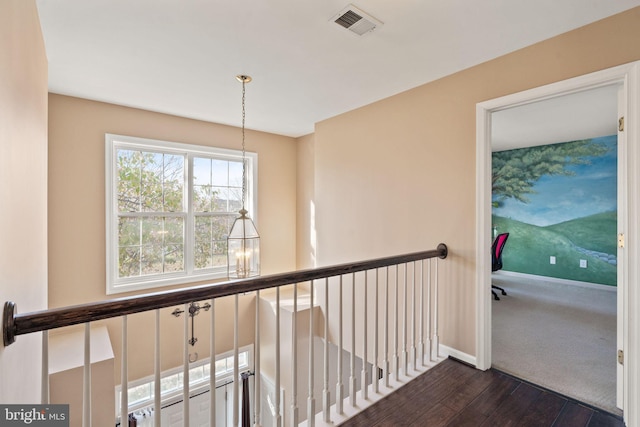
(241, 78, 247, 212)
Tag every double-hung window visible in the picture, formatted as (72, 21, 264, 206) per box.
(106, 134, 257, 294)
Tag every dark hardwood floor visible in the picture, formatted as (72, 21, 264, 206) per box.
(342, 358, 624, 427)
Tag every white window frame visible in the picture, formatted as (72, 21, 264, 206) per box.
(106, 134, 257, 294)
(115, 346, 253, 416)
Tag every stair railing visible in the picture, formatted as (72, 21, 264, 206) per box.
(3, 244, 447, 427)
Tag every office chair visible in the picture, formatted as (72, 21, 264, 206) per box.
(492, 232, 509, 301)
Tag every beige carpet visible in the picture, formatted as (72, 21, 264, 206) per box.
(491, 273, 621, 415)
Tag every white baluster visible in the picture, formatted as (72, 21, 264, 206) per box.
(402, 264, 408, 375)
(411, 262, 417, 370)
(349, 273, 356, 407)
(373, 269, 379, 394)
(361, 271, 368, 400)
(427, 259, 433, 362)
(307, 280, 315, 427)
(433, 259, 440, 359)
(275, 287, 282, 427)
(393, 267, 399, 379)
(121, 316, 128, 427)
(254, 292, 261, 427)
(42, 331, 49, 404)
(210, 300, 216, 427)
(183, 304, 190, 427)
(323, 278, 330, 423)
(336, 276, 344, 415)
(419, 260, 425, 367)
(234, 295, 239, 427)
(83, 323, 91, 427)
(383, 267, 390, 388)
(291, 283, 299, 426)
(155, 310, 161, 427)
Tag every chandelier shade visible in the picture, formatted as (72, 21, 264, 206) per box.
(228, 209, 260, 278)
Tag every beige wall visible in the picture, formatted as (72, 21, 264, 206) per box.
(48, 94, 297, 380)
(310, 7, 640, 357)
(0, 0, 48, 402)
(296, 133, 316, 270)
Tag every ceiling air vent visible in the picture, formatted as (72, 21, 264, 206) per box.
(331, 5, 382, 36)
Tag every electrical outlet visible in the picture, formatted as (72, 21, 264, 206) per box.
(580, 259, 587, 268)
(550, 256, 556, 265)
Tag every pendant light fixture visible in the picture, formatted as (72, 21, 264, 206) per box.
(227, 75, 260, 278)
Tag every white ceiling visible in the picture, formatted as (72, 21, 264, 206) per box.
(491, 84, 620, 152)
(35, 0, 640, 138)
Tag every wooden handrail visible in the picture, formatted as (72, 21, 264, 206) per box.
(3, 244, 447, 346)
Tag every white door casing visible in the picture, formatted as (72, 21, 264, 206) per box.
(616, 83, 626, 410)
(475, 61, 640, 426)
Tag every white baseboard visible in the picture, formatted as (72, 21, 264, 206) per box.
(495, 270, 617, 292)
(438, 344, 477, 367)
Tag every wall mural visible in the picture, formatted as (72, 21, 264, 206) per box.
(492, 135, 617, 286)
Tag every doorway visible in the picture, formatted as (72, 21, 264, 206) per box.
(475, 61, 640, 426)
(489, 84, 620, 413)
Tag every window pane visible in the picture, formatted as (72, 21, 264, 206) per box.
(118, 217, 141, 278)
(193, 157, 212, 186)
(117, 149, 185, 214)
(212, 187, 229, 212)
(194, 216, 232, 270)
(215, 359, 227, 375)
(190, 365, 205, 383)
(134, 217, 185, 276)
(141, 152, 164, 212)
(117, 149, 142, 212)
(164, 217, 184, 244)
(159, 217, 184, 273)
(141, 217, 163, 245)
(228, 187, 242, 213)
(193, 158, 212, 212)
(194, 242, 212, 269)
(164, 244, 184, 273)
(194, 217, 213, 269)
(142, 243, 163, 275)
(238, 352, 248, 368)
(229, 160, 243, 187)
(119, 246, 141, 278)
(229, 160, 243, 212)
(193, 184, 212, 212)
(163, 152, 184, 212)
(211, 159, 229, 186)
(160, 373, 182, 394)
(128, 383, 152, 405)
(211, 216, 231, 267)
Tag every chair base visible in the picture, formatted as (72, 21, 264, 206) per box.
(492, 285, 507, 301)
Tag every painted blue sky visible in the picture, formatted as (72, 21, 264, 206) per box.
(492, 135, 617, 227)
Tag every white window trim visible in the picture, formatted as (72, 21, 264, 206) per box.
(105, 134, 258, 294)
(115, 346, 253, 416)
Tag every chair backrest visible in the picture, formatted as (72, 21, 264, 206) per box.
(491, 232, 509, 272)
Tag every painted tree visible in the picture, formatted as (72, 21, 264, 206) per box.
(492, 139, 608, 207)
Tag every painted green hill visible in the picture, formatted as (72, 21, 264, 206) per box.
(492, 214, 616, 286)
(544, 211, 617, 255)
